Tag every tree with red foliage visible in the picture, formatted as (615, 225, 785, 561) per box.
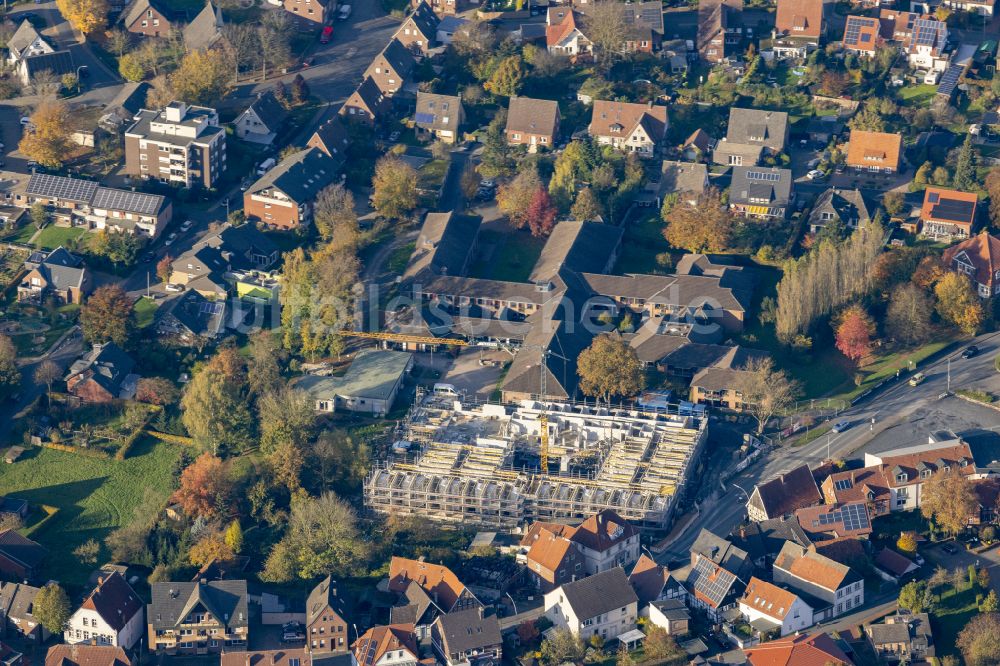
(834, 304, 876, 363)
(173, 453, 233, 519)
(525, 188, 557, 237)
(135, 376, 179, 405)
(156, 254, 173, 283)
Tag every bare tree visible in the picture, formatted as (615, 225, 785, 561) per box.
(583, 1, 629, 65)
(732, 357, 800, 434)
(223, 23, 258, 82)
(106, 27, 131, 58)
(31, 70, 61, 97)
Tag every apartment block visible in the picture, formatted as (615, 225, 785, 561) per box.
(125, 101, 227, 189)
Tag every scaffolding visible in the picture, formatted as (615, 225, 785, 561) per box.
(364, 396, 709, 532)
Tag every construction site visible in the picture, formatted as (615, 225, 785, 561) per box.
(364, 394, 709, 532)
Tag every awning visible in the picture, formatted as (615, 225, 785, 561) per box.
(617, 629, 646, 645)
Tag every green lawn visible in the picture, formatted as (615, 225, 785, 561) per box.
(469, 230, 546, 283)
(897, 84, 937, 107)
(10, 222, 38, 245)
(930, 586, 979, 662)
(614, 212, 671, 275)
(387, 242, 416, 276)
(0, 439, 181, 587)
(33, 225, 86, 250)
(133, 296, 158, 329)
(418, 159, 449, 191)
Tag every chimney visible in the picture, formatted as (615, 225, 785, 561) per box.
(97, 576, 104, 586)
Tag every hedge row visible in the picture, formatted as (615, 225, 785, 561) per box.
(144, 430, 196, 446)
(39, 441, 111, 459)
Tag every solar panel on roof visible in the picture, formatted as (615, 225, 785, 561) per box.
(27, 174, 98, 203)
(834, 479, 853, 491)
(199, 302, 224, 315)
(746, 171, 780, 181)
(931, 199, 975, 222)
(414, 112, 436, 124)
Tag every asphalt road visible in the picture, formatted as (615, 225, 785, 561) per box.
(660, 331, 1000, 563)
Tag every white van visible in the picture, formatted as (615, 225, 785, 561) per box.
(433, 383, 459, 396)
(256, 157, 276, 175)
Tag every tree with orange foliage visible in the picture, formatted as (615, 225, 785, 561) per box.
(173, 453, 233, 520)
(912, 255, 947, 289)
(834, 304, 876, 363)
(156, 254, 173, 283)
(189, 532, 235, 566)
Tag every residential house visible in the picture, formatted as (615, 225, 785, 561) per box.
(156, 290, 227, 343)
(125, 101, 227, 188)
(808, 188, 872, 233)
(866, 612, 934, 663)
(17, 247, 89, 305)
(744, 632, 852, 666)
(773, 0, 825, 58)
(352, 625, 419, 666)
(183, 2, 224, 52)
(339, 77, 387, 126)
(414, 0, 465, 16)
(685, 529, 752, 621)
(747, 465, 823, 522)
(431, 609, 501, 666)
(730, 518, 813, 571)
(147, 580, 249, 653)
(688, 346, 767, 409)
(681, 129, 716, 162)
(45, 645, 131, 666)
(16, 49, 74, 88)
(629, 555, 687, 605)
(729, 167, 793, 220)
(0, 583, 47, 642)
(523, 510, 640, 577)
(654, 161, 708, 208)
(772, 542, 864, 621)
(64, 572, 144, 649)
(394, 2, 439, 54)
(65, 343, 139, 403)
(845, 130, 903, 173)
(546, 10, 592, 58)
(822, 466, 892, 517)
(543, 567, 639, 640)
(863, 439, 979, 511)
(122, 0, 173, 37)
(698, 0, 743, 63)
(401, 211, 480, 283)
(168, 223, 279, 298)
(874, 548, 919, 581)
(298, 350, 414, 417)
(645, 600, 690, 636)
(414, 92, 464, 143)
(99, 82, 152, 132)
(714, 108, 789, 166)
(921, 187, 978, 240)
(521, 527, 585, 592)
(307, 117, 351, 163)
(221, 649, 309, 666)
(843, 15, 882, 56)
(243, 147, 339, 230)
(6, 21, 53, 66)
(436, 16, 468, 44)
(943, 0, 995, 15)
(22, 173, 172, 237)
(282, 0, 331, 28)
(880, 9, 919, 43)
(588, 100, 668, 157)
(942, 230, 1000, 297)
(908, 17, 949, 71)
(305, 575, 348, 654)
(506, 96, 560, 150)
(795, 502, 873, 541)
(387, 557, 481, 631)
(233, 91, 289, 146)
(619, 2, 665, 53)
(739, 577, 814, 637)
(364, 39, 416, 96)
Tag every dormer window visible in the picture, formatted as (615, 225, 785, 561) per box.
(896, 473, 907, 483)
(921, 469, 931, 478)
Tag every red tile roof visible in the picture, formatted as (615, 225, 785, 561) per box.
(353, 625, 418, 666)
(572, 509, 637, 552)
(740, 577, 801, 622)
(774, 542, 853, 592)
(744, 632, 853, 666)
(795, 502, 872, 539)
(45, 645, 131, 666)
(775, 0, 824, 38)
(920, 188, 978, 232)
(388, 557, 468, 611)
(589, 100, 667, 143)
(942, 230, 1000, 291)
(823, 467, 891, 505)
(628, 554, 670, 604)
(874, 441, 976, 488)
(220, 650, 311, 666)
(875, 548, 917, 577)
(845, 130, 902, 171)
(526, 528, 577, 578)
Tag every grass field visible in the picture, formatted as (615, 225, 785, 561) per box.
(897, 84, 937, 107)
(469, 230, 545, 283)
(33, 225, 86, 250)
(930, 586, 979, 661)
(0, 439, 181, 587)
(386, 242, 416, 275)
(133, 296, 158, 330)
(614, 212, 671, 275)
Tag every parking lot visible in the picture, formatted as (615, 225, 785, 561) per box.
(439, 348, 510, 401)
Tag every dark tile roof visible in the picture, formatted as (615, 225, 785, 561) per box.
(558, 567, 638, 620)
(66, 343, 135, 397)
(22, 49, 74, 78)
(808, 188, 871, 228)
(748, 464, 823, 519)
(148, 580, 249, 630)
(691, 528, 749, 574)
(374, 38, 417, 79)
(241, 90, 289, 134)
(306, 575, 348, 626)
(309, 117, 351, 163)
(725, 108, 789, 149)
(0, 583, 41, 623)
(0, 530, 46, 570)
(729, 167, 793, 207)
(123, 0, 170, 27)
(183, 1, 224, 51)
(403, 211, 481, 281)
(529, 221, 623, 283)
(506, 96, 560, 138)
(414, 92, 462, 133)
(247, 147, 339, 204)
(730, 517, 813, 563)
(435, 608, 501, 654)
(9, 20, 47, 57)
(401, 1, 440, 39)
(80, 572, 143, 632)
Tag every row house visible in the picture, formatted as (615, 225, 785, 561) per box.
(306, 576, 349, 654)
(412, 0, 466, 16)
(282, 0, 332, 28)
(339, 77, 388, 126)
(394, 1, 440, 54)
(364, 39, 417, 96)
(697, 0, 743, 63)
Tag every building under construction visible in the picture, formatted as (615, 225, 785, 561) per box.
(364, 395, 709, 533)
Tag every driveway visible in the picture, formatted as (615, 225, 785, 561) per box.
(440, 348, 509, 400)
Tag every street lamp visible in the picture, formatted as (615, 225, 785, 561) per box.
(505, 592, 518, 615)
(729, 481, 750, 502)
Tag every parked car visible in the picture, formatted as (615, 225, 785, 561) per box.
(831, 420, 851, 433)
(942, 543, 957, 554)
(142, 252, 155, 263)
(338, 4, 351, 19)
(180, 219, 194, 232)
(320, 25, 333, 43)
(806, 169, 825, 180)
(909, 372, 926, 387)
(164, 232, 177, 246)
(256, 157, 276, 175)
(165, 282, 184, 292)
(961, 345, 979, 359)
(480, 178, 496, 189)
(388, 130, 401, 142)
(19, 117, 32, 126)
(282, 622, 305, 642)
